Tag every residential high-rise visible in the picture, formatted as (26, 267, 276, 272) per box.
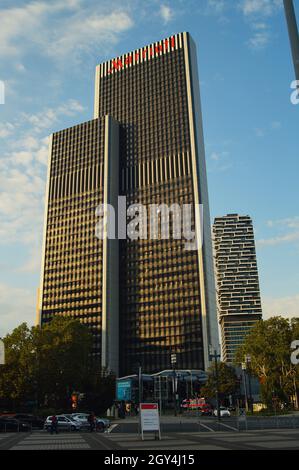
(38, 32, 219, 376)
(213, 214, 263, 363)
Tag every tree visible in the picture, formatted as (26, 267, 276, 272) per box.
(235, 317, 299, 409)
(78, 366, 116, 415)
(201, 362, 238, 401)
(0, 318, 116, 413)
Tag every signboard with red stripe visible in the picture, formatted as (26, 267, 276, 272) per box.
(140, 403, 161, 440)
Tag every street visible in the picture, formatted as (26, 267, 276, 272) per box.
(0, 431, 121, 451)
(1, 428, 299, 450)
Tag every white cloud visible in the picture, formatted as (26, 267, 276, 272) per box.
(266, 216, 299, 230)
(22, 99, 85, 133)
(0, 1, 134, 64)
(0, 282, 36, 337)
(47, 11, 134, 61)
(0, 99, 84, 248)
(11, 150, 34, 166)
(254, 127, 265, 137)
(262, 294, 299, 320)
(239, 0, 282, 51)
(0, 122, 15, 138)
(240, 0, 282, 17)
(258, 216, 299, 247)
(206, 0, 228, 14)
(15, 63, 26, 73)
(257, 231, 299, 247)
(247, 29, 270, 49)
(208, 150, 231, 172)
(159, 4, 174, 23)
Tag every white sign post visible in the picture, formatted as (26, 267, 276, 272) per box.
(140, 403, 161, 440)
(0, 340, 4, 365)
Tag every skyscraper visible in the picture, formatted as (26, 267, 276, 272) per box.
(38, 32, 218, 376)
(38, 116, 120, 374)
(213, 214, 263, 363)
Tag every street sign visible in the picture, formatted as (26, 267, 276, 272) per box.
(116, 380, 132, 401)
(140, 403, 161, 440)
(0, 340, 4, 365)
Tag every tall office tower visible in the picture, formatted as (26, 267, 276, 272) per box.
(94, 32, 218, 375)
(38, 116, 120, 374)
(39, 32, 219, 376)
(213, 214, 263, 363)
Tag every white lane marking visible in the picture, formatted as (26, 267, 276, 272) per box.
(219, 422, 238, 432)
(108, 424, 118, 433)
(198, 422, 215, 432)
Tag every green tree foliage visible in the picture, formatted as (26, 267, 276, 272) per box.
(78, 366, 116, 415)
(0, 318, 115, 413)
(235, 317, 299, 408)
(201, 362, 238, 399)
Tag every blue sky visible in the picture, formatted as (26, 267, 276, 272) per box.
(0, 0, 298, 336)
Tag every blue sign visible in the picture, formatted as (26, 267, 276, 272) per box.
(116, 380, 132, 401)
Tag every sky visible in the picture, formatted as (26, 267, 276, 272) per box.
(0, 0, 298, 337)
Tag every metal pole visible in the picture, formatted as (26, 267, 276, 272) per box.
(190, 370, 193, 398)
(242, 366, 249, 412)
(138, 366, 142, 436)
(284, 0, 299, 81)
(247, 369, 253, 413)
(159, 376, 162, 416)
(172, 366, 177, 417)
(138, 366, 142, 405)
(214, 350, 221, 423)
(171, 353, 177, 417)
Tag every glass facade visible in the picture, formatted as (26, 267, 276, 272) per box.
(39, 33, 218, 376)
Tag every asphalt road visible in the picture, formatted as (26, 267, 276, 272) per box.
(0, 431, 122, 450)
(110, 415, 299, 433)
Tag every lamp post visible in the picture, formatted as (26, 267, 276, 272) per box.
(209, 346, 221, 422)
(189, 370, 194, 398)
(171, 353, 177, 416)
(241, 362, 249, 412)
(245, 355, 253, 413)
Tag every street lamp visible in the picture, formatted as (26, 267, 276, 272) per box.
(245, 355, 253, 413)
(241, 362, 249, 412)
(171, 353, 177, 416)
(209, 346, 221, 422)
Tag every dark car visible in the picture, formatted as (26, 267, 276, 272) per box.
(13, 414, 44, 429)
(0, 417, 31, 432)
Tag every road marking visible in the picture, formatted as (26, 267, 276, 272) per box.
(219, 422, 238, 432)
(198, 422, 215, 432)
(108, 424, 118, 433)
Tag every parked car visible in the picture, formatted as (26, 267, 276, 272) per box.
(0, 416, 31, 432)
(44, 415, 82, 432)
(200, 404, 213, 416)
(12, 414, 44, 429)
(213, 407, 231, 418)
(180, 400, 212, 416)
(71, 413, 110, 431)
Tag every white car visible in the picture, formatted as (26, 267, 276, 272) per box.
(213, 407, 231, 417)
(44, 415, 82, 432)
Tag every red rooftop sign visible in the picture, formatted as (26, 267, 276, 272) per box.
(107, 36, 176, 74)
